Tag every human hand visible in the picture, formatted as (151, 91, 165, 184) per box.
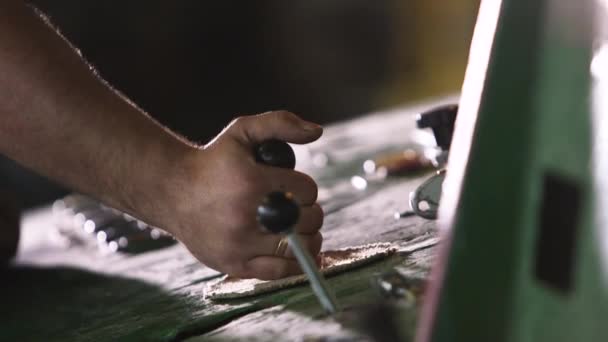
(158, 111, 323, 280)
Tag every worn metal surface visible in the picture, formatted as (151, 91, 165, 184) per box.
(6, 97, 456, 341)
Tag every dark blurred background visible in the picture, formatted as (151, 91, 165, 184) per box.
(1, 0, 479, 208)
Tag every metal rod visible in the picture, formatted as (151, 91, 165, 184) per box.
(287, 233, 339, 314)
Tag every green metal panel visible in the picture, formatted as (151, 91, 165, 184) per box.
(419, 0, 608, 341)
(512, 3, 608, 341)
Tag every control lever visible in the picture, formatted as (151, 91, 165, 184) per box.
(255, 140, 339, 314)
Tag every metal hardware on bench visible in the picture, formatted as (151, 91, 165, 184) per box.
(408, 104, 458, 220)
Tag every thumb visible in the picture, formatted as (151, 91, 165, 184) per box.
(230, 111, 323, 145)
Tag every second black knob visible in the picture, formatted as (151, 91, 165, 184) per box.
(257, 192, 300, 234)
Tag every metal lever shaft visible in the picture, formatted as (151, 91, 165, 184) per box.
(287, 233, 339, 313)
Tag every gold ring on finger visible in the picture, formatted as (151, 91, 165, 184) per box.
(274, 236, 289, 256)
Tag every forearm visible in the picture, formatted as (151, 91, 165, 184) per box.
(0, 1, 326, 280)
(0, 1, 193, 225)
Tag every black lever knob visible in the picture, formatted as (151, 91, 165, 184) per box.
(257, 192, 300, 234)
(255, 139, 298, 232)
(254, 142, 338, 313)
(416, 104, 458, 151)
(255, 139, 296, 169)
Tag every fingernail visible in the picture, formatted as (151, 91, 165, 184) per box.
(301, 121, 322, 132)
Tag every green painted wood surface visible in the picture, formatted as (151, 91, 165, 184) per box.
(194, 247, 435, 342)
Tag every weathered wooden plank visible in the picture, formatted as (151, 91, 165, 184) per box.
(7, 97, 454, 340)
(190, 247, 435, 341)
(9, 181, 436, 341)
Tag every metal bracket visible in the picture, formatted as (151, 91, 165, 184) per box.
(409, 169, 446, 220)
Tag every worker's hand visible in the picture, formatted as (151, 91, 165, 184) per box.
(0, 193, 20, 266)
(163, 111, 324, 280)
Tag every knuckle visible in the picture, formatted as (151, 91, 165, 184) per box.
(247, 260, 283, 280)
(315, 232, 323, 247)
(301, 175, 318, 203)
(233, 115, 247, 124)
(310, 233, 323, 255)
(294, 204, 324, 234)
(271, 262, 290, 279)
(276, 110, 295, 119)
(228, 116, 248, 130)
(312, 204, 324, 228)
(227, 261, 250, 278)
(310, 184, 319, 203)
(273, 110, 298, 124)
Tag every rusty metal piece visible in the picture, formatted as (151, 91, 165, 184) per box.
(364, 149, 434, 177)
